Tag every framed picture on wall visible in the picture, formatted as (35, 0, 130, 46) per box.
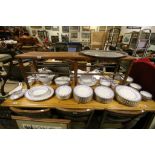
(69, 26, 80, 31)
(30, 26, 42, 29)
(62, 26, 69, 33)
(45, 26, 52, 30)
(51, 26, 59, 31)
(82, 26, 90, 31)
(122, 33, 132, 44)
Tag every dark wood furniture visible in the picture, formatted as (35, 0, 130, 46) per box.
(15, 51, 136, 89)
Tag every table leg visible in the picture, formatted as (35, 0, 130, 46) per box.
(122, 60, 134, 85)
(18, 58, 30, 89)
(113, 60, 120, 79)
(32, 59, 37, 72)
(73, 61, 78, 86)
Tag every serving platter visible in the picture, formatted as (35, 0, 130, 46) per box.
(25, 86, 54, 101)
(80, 50, 128, 58)
(10, 89, 26, 100)
(115, 85, 142, 106)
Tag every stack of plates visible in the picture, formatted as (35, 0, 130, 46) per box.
(56, 85, 72, 100)
(54, 76, 70, 86)
(94, 86, 114, 103)
(73, 85, 93, 103)
(140, 91, 152, 101)
(78, 75, 97, 86)
(129, 83, 142, 91)
(115, 85, 142, 106)
(100, 78, 111, 87)
(25, 86, 54, 101)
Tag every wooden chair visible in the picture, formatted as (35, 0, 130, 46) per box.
(0, 53, 13, 95)
(10, 107, 51, 118)
(99, 109, 146, 129)
(55, 108, 94, 129)
(90, 31, 107, 50)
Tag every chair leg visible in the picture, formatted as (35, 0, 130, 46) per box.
(86, 111, 95, 129)
(99, 111, 108, 129)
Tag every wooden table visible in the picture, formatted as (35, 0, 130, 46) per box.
(15, 51, 136, 89)
(1, 84, 155, 112)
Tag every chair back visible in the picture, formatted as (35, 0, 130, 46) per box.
(55, 108, 94, 128)
(10, 107, 51, 118)
(100, 109, 145, 129)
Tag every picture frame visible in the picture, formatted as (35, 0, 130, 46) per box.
(51, 26, 59, 31)
(12, 116, 71, 129)
(45, 26, 52, 30)
(62, 26, 69, 33)
(30, 26, 42, 29)
(122, 33, 132, 44)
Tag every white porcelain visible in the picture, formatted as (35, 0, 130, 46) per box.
(129, 83, 142, 90)
(95, 86, 114, 103)
(71, 69, 86, 77)
(73, 85, 93, 103)
(10, 89, 26, 100)
(140, 91, 152, 100)
(25, 86, 54, 101)
(55, 76, 70, 86)
(28, 86, 50, 97)
(27, 76, 35, 86)
(100, 78, 111, 87)
(116, 85, 141, 102)
(56, 85, 72, 100)
(38, 74, 55, 85)
(38, 68, 52, 74)
(78, 75, 97, 86)
(121, 75, 133, 84)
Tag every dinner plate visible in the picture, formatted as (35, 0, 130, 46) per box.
(129, 83, 142, 90)
(115, 85, 141, 106)
(80, 50, 128, 58)
(140, 91, 152, 101)
(25, 86, 54, 101)
(94, 86, 114, 103)
(73, 85, 93, 103)
(56, 85, 72, 100)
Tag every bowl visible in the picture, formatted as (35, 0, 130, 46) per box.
(55, 76, 70, 86)
(79, 75, 97, 86)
